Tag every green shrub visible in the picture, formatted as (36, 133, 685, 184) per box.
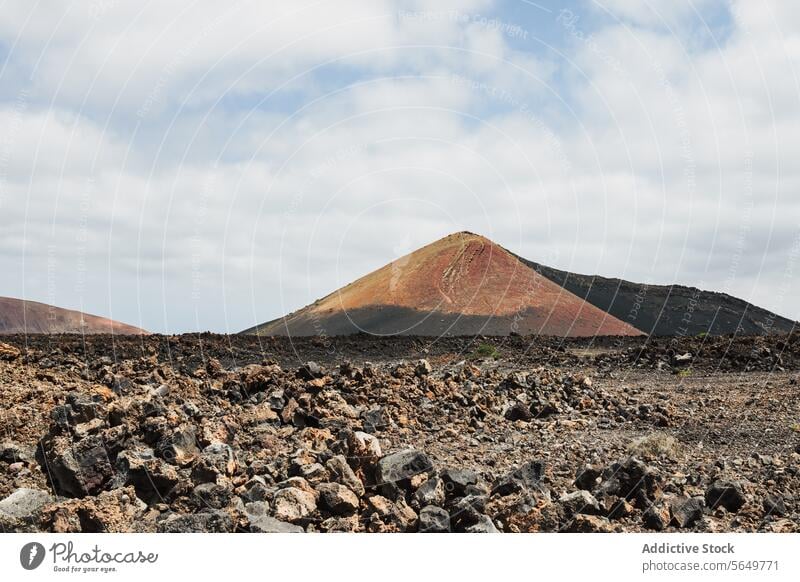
(470, 342, 499, 360)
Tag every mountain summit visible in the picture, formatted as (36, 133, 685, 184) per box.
(244, 232, 643, 337)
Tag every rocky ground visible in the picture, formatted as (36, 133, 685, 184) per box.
(0, 333, 799, 533)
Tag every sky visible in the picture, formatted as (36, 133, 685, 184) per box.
(0, 0, 799, 333)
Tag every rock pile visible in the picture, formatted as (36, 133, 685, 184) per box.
(0, 344, 797, 533)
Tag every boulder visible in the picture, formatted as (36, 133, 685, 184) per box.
(158, 510, 234, 533)
(325, 455, 365, 497)
(762, 494, 787, 517)
(158, 425, 199, 467)
(0, 342, 21, 360)
(115, 448, 181, 502)
(0, 441, 35, 463)
(670, 496, 705, 528)
(418, 506, 450, 532)
(559, 490, 601, 515)
(415, 359, 433, 377)
(415, 476, 446, 507)
(464, 514, 499, 533)
(492, 460, 548, 498)
(38, 434, 114, 498)
(441, 468, 479, 498)
(273, 487, 317, 523)
(297, 362, 324, 380)
(250, 514, 304, 533)
(643, 504, 671, 531)
(361, 407, 389, 433)
(504, 402, 533, 422)
(193, 482, 232, 510)
(191, 443, 236, 483)
(598, 458, 660, 508)
(376, 450, 433, 488)
(705, 480, 746, 512)
(566, 514, 615, 533)
(574, 464, 602, 491)
(316, 483, 359, 516)
(347, 431, 382, 466)
(41, 487, 146, 533)
(0, 488, 53, 525)
(239, 476, 271, 503)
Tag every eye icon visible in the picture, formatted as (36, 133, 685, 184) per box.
(20, 542, 46, 570)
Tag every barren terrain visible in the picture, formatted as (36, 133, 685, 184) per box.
(1, 333, 798, 533)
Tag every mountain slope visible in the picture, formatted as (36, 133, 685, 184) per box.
(0, 297, 147, 335)
(520, 259, 796, 337)
(245, 232, 643, 337)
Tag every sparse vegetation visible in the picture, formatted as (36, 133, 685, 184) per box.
(470, 342, 500, 360)
(628, 433, 681, 461)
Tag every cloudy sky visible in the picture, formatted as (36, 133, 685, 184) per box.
(1, 0, 798, 333)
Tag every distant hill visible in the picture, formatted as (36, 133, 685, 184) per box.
(520, 259, 796, 337)
(0, 297, 147, 335)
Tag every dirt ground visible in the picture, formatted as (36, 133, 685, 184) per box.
(1, 333, 798, 533)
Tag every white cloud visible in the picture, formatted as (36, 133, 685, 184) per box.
(0, 0, 799, 331)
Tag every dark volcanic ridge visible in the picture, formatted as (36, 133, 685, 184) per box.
(246, 232, 796, 338)
(0, 297, 146, 335)
(522, 258, 797, 337)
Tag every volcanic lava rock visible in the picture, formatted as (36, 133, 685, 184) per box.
(0, 488, 53, 528)
(415, 476, 446, 507)
(441, 468, 479, 498)
(566, 514, 615, 533)
(504, 402, 533, 422)
(0, 342, 22, 362)
(191, 443, 237, 483)
(376, 450, 433, 488)
(0, 342, 21, 360)
(643, 504, 671, 531)
(239, 476, 270, 503)
(450, 494, 492, 532)
(158, 425, 199, 467)
(325, 455, 365, 497)
(115, 448, 181, 502)
(41, 487, 146, 533)
(364, 495, 418, 532)
(492, 460, 548, 497)
(158, 510, 234, 533)
(415, 359, 433, 377)
(464, 514, 499, 533)
(560, 490, 601, 515)
(297, 362, 324, 380)
(273, 487, 317, 523)
(361, 407, 389, 433)
(250, 513, 304, 533)
(574, 465, 602, 491)
(38, 434, 114, 498)
(316, 483, 359, 515)
(0, 441, 34, 463)
(598, 458, 660, 508)
(705, 480, 746, 512)
(419, 505, 450, 532)
(192, 482, 233, 510)
(762, 494, 787, 517)
(670, 496, 705, 528)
